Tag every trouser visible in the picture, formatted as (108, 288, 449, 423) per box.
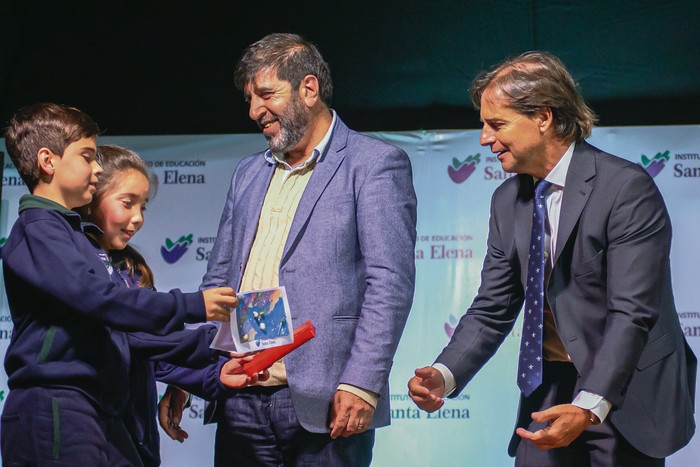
(513, 361, 664, 467)
(214, 385, 375, 467)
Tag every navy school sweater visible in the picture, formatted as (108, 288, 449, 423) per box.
(126, 326, 223, 467)
(117, 267, 224, 467)
(1, 195, 206, 416)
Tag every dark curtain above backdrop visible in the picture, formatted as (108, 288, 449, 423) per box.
(1, 0, 699, 135)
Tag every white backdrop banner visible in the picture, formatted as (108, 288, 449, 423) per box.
(1, 126, 699, 466)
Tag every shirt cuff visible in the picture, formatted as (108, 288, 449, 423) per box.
(337, 384, 379, 408)
(572, 390, 612, 423)
(433, 363, 457, 397)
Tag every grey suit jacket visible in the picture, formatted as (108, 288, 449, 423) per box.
(436, 141, 696, 458)
(202, 116, 417, 432)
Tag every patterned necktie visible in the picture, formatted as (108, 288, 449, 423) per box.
(517, 179, 552, 396)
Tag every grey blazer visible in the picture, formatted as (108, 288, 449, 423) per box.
(202, 116, 417, 432)
(436, 141, 696, 458)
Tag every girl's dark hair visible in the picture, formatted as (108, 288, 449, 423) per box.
(112, 244, 155, 289)
(87, 144, 157, 289)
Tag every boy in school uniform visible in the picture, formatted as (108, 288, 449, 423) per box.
(0, 103, 237, 466)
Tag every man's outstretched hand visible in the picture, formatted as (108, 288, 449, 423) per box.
(407, 366, 446, 412)
(516, 404, 596, 450)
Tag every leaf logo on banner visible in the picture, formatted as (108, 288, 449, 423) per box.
(444, 314, 459, 338)
(448, 153, 481, 183)
(640, 150, 670, 178)
(161, 234, 193, 264)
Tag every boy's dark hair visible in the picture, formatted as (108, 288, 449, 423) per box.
(4, 103, 100, 191)
(234, 33, 333, 105)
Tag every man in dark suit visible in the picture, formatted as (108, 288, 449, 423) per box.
(408, 51, 695, 466)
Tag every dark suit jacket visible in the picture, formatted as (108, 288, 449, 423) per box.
(436, 141, 696, 458)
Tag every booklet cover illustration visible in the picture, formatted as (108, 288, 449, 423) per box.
(210, 286, 293, 353)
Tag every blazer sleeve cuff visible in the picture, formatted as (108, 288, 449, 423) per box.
(337, 384, 379, 408)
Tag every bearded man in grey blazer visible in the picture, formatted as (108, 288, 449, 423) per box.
(161, 33, 416, 466)
(408, 51, 695, 466)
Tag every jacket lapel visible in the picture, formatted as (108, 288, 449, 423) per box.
(553, 142, 596, 265)
(280, 118, 348, 266)
(240, 157, 276, 262)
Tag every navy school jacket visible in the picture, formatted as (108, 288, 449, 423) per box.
(117, 268, 223, 467)
(1, 195, 206, 416)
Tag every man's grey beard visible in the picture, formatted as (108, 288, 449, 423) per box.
(266, 95, 311, 154)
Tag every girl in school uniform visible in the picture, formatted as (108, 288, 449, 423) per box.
(82, 145, 264, 466)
